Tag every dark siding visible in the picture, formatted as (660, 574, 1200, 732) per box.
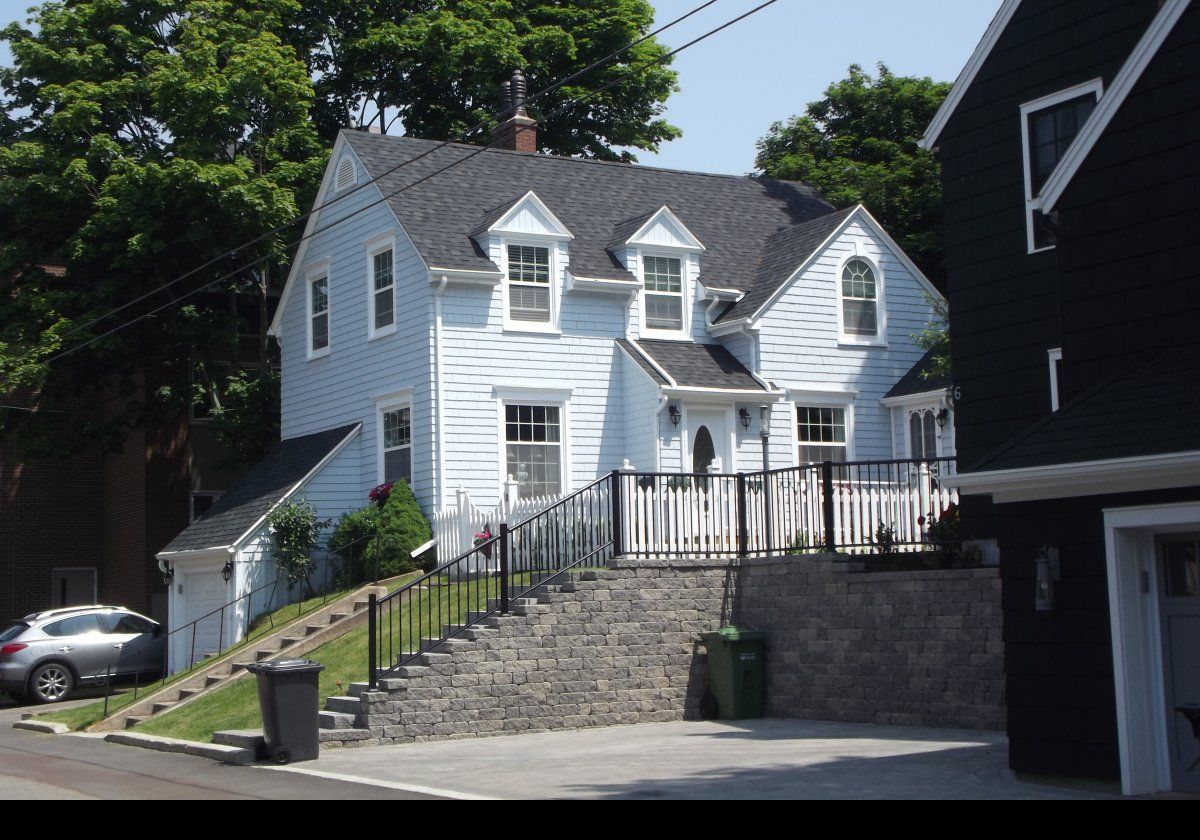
(997, 485, 1200, 780)
(1055, 5, 1200, 404)
(938, 0, 1159, 466)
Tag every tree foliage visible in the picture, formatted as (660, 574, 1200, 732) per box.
(0, 0, 680, 463)
(754, 63, 950, 282)
(266, 496, 330, 596)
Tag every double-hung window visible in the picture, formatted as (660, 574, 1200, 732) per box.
(370, 245, 395, 336)
(642, 255, 684, 333)
(1021, 81, 1101, 252)
(381, 404, 412, 484)
(309, 273, 329, 356)
(840, 258, 880, 340)
(506, 244, 551, 324)
(504, 404, 562, 498)
(797, 406, 848, 464)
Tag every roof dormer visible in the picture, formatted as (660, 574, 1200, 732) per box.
(470, 190, 574, 243)
(612, 205, 705, 253)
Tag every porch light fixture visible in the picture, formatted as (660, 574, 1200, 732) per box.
(739, 408, 752, 429)
(161, 566, 174, 587)
(221, 560, 234, 585)
(936, 408, 949, 430)
(1034, 546, 1060, 612)
(668, 405, 681, 427)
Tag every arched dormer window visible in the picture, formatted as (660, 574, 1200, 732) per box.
(839, 256, 885, 344)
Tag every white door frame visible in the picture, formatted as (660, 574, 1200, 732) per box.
(682, 404, 735, 473)
(1103, 500, 1200, 795)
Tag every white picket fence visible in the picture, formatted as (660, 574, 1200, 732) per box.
(429, 478, 565, 567)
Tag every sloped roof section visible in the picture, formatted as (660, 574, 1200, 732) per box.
(160, 424, 360, 554)
(342, 132, 832, 290)
(718, 207, 857, 323)
(886, 350, 951, 399)
(616, 338, 670, 386)
(633, 339, 766, 391)
(967, 349, 1200, 473)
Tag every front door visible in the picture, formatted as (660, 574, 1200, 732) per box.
(687, 408, 729, 473)
(1158, 535, 1200, 793)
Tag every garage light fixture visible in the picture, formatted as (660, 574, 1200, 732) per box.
(222, 560, 234, 584)
(738, 407, 752, 429)
(668, 405, 681, 427)
(161, 565, 174, 587)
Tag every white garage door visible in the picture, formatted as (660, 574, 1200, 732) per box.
(179, 570, 229, 668)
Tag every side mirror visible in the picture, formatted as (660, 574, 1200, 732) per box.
(152, 623, 164, 637)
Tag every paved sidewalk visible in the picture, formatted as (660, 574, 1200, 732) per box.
(270, 719, 1116, 800)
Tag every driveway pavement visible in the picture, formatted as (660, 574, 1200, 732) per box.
(270, 719, 1117, 800)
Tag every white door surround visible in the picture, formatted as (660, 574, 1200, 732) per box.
(1103, 501, 1200, 795)
(683, 406, 733, 473)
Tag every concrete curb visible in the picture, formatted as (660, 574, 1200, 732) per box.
(12, 720, 71, 735)
(104, 731, 255, 765)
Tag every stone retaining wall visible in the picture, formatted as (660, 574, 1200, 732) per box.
(346, 554, 1004, 746)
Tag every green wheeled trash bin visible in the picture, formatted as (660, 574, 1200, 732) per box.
(246, 658, 326, 764)
(699, 627, 766, 720)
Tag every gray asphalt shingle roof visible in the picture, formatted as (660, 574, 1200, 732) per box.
(630, 339, 767, 391)
(160, 424, 360, 554)
(967, 349, 1200, 473)
(886, 350, 951, 399)
(343, 132, 837, 306)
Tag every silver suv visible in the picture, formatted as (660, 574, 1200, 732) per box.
(0, 606, 166, 704)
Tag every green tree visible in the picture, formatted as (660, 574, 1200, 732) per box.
(266, 496, 330, 596)
(364, 481, 432, 578)
(0, 0, 680, 464)
(755, 63, 950, 282)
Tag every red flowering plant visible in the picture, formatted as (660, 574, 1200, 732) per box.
(368, 482, 394, 508)
(473, 524, 493, 547)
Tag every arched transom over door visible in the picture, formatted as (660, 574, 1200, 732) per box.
(692, 425, 716, 473)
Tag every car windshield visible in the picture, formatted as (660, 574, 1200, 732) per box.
(0, 622, 29, 642)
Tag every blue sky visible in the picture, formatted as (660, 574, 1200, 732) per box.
(0, 0, 1001, 175)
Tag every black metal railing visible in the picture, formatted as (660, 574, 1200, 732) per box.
(366, 457, 957, 685)
(369, 474, 615, 686)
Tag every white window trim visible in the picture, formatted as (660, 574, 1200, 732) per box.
(495, 392, 572, 500)
(1020, 78, 1104, 254)
(376, 389, 414, 487)
(365, 233, 397, 341)
(500, 239, 561, 335)
(904, 405, 943, 460)
(637, 249, 692, 341)
(791, 396, 856, 466)
(1048, 347, 1063, 412)
(305, 260, 331, 360)
(835, 253, 887, 348)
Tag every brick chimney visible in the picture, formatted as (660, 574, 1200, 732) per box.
(492, 69, 537, 153)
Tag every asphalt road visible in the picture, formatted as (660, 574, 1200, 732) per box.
(0, 695, 439, 800)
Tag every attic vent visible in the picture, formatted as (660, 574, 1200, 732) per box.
(334, 156, 356, 191)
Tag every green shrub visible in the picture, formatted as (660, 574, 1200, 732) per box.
(327, 506, 382, 584)
(364, 480, 432, 578)
(266, 497, 330, 597)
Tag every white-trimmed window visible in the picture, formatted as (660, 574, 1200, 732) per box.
(1021, 80, 1102, 253)
(642, 254, 685, 333)
(368, 241, 395, 337)
(908, 409, 938, 460)
(308, 272, 330, 357)
(505, 243, 552, 325)
(504, 403, 563, 498)
(380, 403, 412, 484)
(1048, 347, 1063, 412)
(839, 257, 881, 341)
(797, 406, 848, 464)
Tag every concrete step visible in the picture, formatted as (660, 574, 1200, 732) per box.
(318, 710, 357, 731)
(512, 602, 549, 617)
(212, 729, 265, 750)
(352, 600, 370, 612)
(390, 665, 431, 679)
(230, 662, 252, 673)
(318, 728, 373, 743)
(330, 612, 350, 622)
(304, 624, 324, 636)
(377, 677, 410, 692)
(280, 636, 303, 648)
(324, 695, 362, 715)
(106, 731, 255, 765)
(416, 652, 452, 666)
(150, 701, 175, 714)
(176, 689, 200, 701)
(254, 648, 279, 662)
(124, 716, 149, 729)
(347, 681, 371, 698)
(204, 675, 225, 688)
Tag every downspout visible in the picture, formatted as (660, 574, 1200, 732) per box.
(433, 275, 448, 510)
(654, 393, 669, 473)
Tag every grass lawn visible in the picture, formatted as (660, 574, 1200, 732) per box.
(32, 575, 415, 732)
(131, 570, 549, 743)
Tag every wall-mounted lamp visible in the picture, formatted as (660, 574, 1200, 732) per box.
(221, 560, 234, 585)
(1034, 546, 1060, 612)
(738, 407, 752, 429)
(161, 566, 174, 587)
(668, 405, 681, 428)
(935, 408, 949, 430)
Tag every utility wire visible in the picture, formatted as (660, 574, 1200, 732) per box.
(39, 0, 722, 349)
(27, 0, 781, 370)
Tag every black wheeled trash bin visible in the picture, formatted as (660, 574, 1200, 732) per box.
(699, 627, 766, 720)
(246, 658, 326, 764)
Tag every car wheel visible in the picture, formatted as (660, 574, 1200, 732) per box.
(29, 663, 74, 704)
